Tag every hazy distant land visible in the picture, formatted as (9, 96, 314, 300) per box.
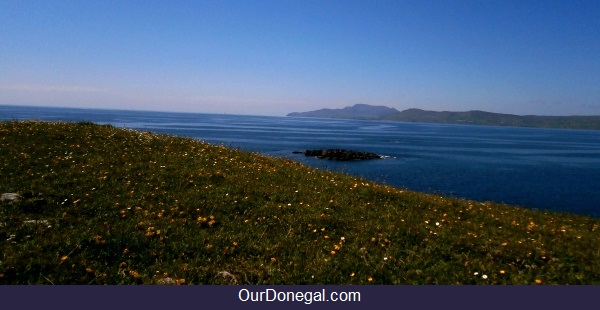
(288, 104, 600, 130)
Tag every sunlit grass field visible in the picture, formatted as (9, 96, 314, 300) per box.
(1, 121, 598, 284)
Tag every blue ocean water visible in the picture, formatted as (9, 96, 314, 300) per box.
(2, 105, 599, 217)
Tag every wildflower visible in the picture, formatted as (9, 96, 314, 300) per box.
(500, 270, 505, 274)
(482, 275, 488, 279)
(350, 273, 355, 277)
(60, 256, 68, 261)
(145, 227, 156, 236)
(270, 257, 276, 263)
(340, 237, 345, 242)
(535, 279, 542, 284)
(474, 272, 479, 276)
(368, 277, 373, 282)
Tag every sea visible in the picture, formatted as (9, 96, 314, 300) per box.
(2, 105, 599, 218)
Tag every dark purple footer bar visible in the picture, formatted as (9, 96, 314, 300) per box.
(0, 285, 597, 310)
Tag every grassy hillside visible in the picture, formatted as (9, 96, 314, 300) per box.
(1, 121, 598, 284)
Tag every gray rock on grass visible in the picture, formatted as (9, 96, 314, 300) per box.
(1, 193, 20, 202)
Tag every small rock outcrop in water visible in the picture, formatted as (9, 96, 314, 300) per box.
(294, 149, 382, 161)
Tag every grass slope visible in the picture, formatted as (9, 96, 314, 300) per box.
(1, 121, 598, 284)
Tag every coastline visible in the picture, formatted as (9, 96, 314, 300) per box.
(1, 120, 598, 284)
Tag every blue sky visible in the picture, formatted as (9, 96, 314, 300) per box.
(1, 0, 598, 116)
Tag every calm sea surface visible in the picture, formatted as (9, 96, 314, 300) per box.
(2, 105, 599, 217)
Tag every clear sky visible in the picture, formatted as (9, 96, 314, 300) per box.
(1, 0, 598, 116)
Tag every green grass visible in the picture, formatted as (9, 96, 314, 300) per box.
(1, 120, 598, 284)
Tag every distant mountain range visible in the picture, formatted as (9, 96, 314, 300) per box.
(287, 104, 400, 119)
(287, 104, 600, 130)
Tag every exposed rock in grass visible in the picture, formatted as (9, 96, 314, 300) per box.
(1, 193, 20, 202)
(217, 271, 238, 284)
(155, 277, 175, 285)
(22, 220, 50, 225)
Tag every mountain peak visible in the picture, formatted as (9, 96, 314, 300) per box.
(288, 104, 399, 119)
